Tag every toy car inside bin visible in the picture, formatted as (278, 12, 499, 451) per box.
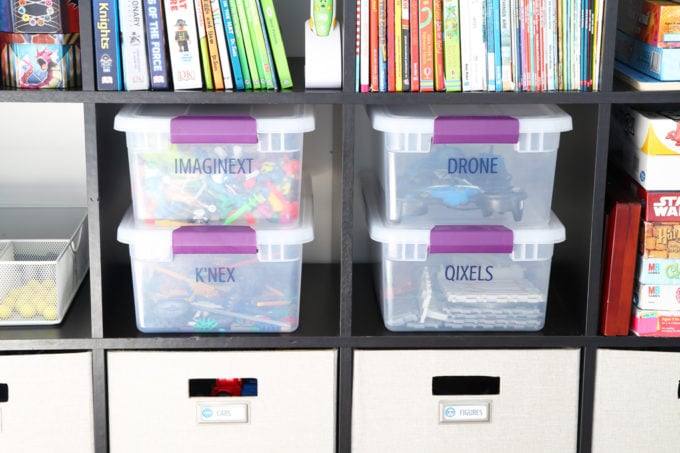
(0, 207, 89, 325)
(366, 104, 572, 227)
(114, 104, 315, 226)
(117, 183, 314, 333)
(362, 175, 565, 331)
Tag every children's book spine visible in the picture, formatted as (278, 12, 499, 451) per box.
(211, 0, 234, 89)
(394, 0, 403, 91)
(242, 0, 271, 89)
(592, 0, 603, 91)
(255, 0, 277, 90)
(370, 0, 379, 91)
(378, 0, 388, 91)
(201, 0, 224, 89)
(233, 0, 261, 88)
(360, 0, 370, 92)
(93, 0, 123, 90)
(164, 0, 203, 88)
(433, 0, 445, 91)
(386, 0, 394, 91)
(226, 0, 252, 89)
(356, 0, 362, 92)
(401, 0, 410, 91)
(193, 0, 213, 88)
(418, 0, 434, 92)
(499, 0, 512, 90)
(143, 0, 171, 89)
(544, 0, 555, 90)
(260, 0, 292, 89)
(442, 0, 461, 92)
(485, 0, 496, 91)
(492, 0, 502, 91)
(409, 0, 419, 91)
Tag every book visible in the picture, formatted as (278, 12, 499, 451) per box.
(119, 0, 150, 90)
(442, 0, 461, 91)
(485, 0, 496, 91)
(201, 0, 224, 90)
(386, 0, 395, 91)
(143, 0, 172, 89)
(360, 0, 370, 92)
(370, 0, 379, 91)
(613, 59, 680, 91)
(499, 0, 513, 90)
(418, 0, 434, 92)
(260, 0, 292, 89)
(255, 0, 278, 90)
(164, 0, 204, 89)
(616, 29, 680, 81)
(233, 0, 262, 89)
(244, 0, 274, 89)
(599, 174, 643, 336)
(433, 0, 444, 91)
(492, 0, 502, 91)
(93, 0, 123, 90)
(356, 0, 362, 91)
(211, 0, 234, 89)
(378, 0, 388, 91)
(225, 0, 252, 89)
(394, 0, 402, 91)
(409, 0, 419, 91)
(459, 0, 485, 91)
(193, 0, 213, 89)
(219, 0, 244, 90)
(400, 0, 410, 91)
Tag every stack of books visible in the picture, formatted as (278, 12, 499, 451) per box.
(354, 0, 606, 93)
(93, 0, 292, 91)
(615, 0, 680, 90)
(0, 0, 81, 89)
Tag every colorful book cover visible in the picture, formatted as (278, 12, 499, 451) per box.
(442, 0, 460, 91)
(143, 0, 172, 89)
(164, 0, 203, 89)
(10, 0, 70, 33)
(244, 0, 274, 89)
(485, 0, 496, 91)
(255, 0, 278, 90)
(360, 0, 370, 92)
(378, 0, 387, 91)
(194, 0, 214, 89)
(119, 0, 150, 90)
(260, 0, 292, 89)
(418, 0, 434, 92)
(499, 0, 513, 90)
(433, 0, 445, 91)
(401, 0, 410, 91)
(225, 0, 251, 89)
(233, 0, 262, 89)
(387, 0, 395, 91)
(394, 0, 402, 91)
(211, 0, 234, 89)
(370, 0, 379, 91)
(93, 0, 123, 90)
(201, 0, 224, 91)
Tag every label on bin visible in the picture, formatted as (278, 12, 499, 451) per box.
(172, 225, 257, 255)
(429, 225, 513, 254)
(433, 116, 519, 144)
(171, 115, 258, 144)
(439, 401, 490, 423)
(197, 402, 249, 423)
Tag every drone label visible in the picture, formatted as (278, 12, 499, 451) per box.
(448, 157, 499, 175)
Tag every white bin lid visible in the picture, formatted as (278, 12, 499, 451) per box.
(117, 180, 314, 260)
(113, 104, 315, 137)
(367, 104, 572, 138)
(362, 173, 565, 248)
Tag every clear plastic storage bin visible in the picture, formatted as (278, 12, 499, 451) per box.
(114, 104, 315, 226)
(0, 207, 89, 325)
(117, 184, 314, 333)
(362, 175, 565, 331)
(366, 104, 572, 227)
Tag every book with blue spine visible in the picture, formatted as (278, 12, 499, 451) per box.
(485, 0, 496, 91)
(492, 0, 502, 91)
(227, 0, 253, 89)
(93, 0, 123, 90)
(143, 0, 171, 89)
(219, 0, 245, 90)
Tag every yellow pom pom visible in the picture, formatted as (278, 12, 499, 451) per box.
(16, 302, 36, 318)
(0, 304, 13, 319)
(42, 305, 58, 321)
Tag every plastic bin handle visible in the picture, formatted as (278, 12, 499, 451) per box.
(172, 226, 257, 255)
(429, 225, 513, 254)
(433, 116, 519, 144)
(170, 115, 258, 144)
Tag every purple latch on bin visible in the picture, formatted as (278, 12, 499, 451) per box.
(429, 225, 514, 254)
(170, 115, 258, 144)
(172, 225, 257, 255)
(432, 116, 519, 144)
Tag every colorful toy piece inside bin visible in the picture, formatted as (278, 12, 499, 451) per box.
(117, 181, 314, 333)
(362, 174, 566, 332)
(366, 104, 572, 228)
(114, 104, 315, 226)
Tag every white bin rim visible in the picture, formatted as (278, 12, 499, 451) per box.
(367, 104, 573, 135)
(361, 172, 566, 247)
(113, 104, 315, 134)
